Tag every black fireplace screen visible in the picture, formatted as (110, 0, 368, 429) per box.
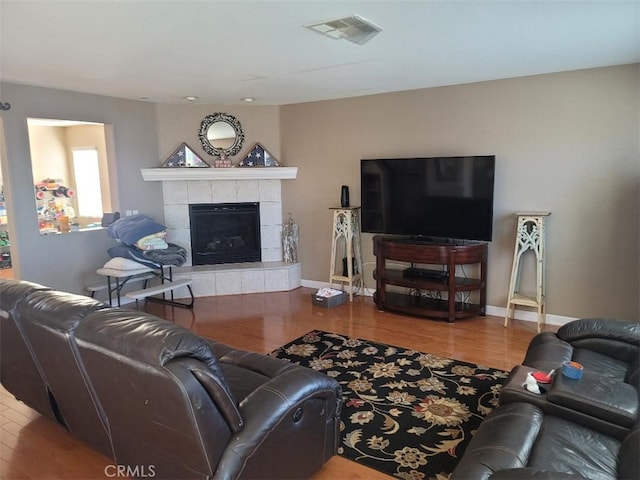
(189, 203, 261, 265)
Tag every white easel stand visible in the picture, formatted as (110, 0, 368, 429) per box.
(505, 212, 551, 333)
(328, 207, 363, 302)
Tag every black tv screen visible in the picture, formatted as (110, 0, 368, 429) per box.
(360, 156, 495, 241)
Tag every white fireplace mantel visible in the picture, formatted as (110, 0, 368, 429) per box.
(141, 167, 298, 182)
(150, 165, 301, 297)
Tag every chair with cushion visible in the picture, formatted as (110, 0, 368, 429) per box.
(75, 308, 342, 479)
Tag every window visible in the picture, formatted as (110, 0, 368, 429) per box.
(27, 118, 113, 233)
(72, 148, 103, 217)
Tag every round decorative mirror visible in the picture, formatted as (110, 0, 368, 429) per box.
(198, 112, 245, 157)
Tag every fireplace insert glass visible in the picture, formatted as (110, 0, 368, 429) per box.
(189, 203, 261, 265)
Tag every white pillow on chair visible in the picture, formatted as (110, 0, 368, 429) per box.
(103, 257, 147, 271)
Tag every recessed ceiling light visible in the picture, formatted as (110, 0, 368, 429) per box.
(304, 15, 382, 45)
(183, 96, 198, 102)
(242, 97, 256, 103)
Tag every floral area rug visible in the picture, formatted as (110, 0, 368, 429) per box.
(270, 330, 508, 479)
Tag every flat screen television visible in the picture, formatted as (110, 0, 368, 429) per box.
(360, 156, 495, 241)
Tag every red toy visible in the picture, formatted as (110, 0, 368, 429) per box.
(35, 179, 75, 200)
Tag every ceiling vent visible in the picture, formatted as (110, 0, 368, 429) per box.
(304, 15, 382, 45)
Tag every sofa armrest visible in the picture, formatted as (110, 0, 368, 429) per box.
(213, 366, 341, 480)
(208, 340, 298, 378)
(490, 468, 584, 479)
(451, 402, 545, 480)
(522, 332, 574, 373)
(547, 372, 637, 428)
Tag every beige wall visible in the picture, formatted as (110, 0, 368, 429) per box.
(27, 126, 69, 183)
(155, 104, 280, 166)
(4, 67, 634, 317)
(279, 65, 639, 320)
(0, 82, 160, 294)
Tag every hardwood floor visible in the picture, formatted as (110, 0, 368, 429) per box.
(0, 267, 13, 280)
(0, 287, 555, 479)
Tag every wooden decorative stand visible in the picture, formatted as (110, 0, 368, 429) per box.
(329, 207, 363, 301)
(504, 212, 551, 332)
(373, 235, 487, 322)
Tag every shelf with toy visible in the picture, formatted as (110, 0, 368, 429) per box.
(35, 178, 77, 234)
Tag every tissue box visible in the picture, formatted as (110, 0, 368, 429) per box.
(311, 289, 345, 308)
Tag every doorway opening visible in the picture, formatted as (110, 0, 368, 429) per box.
(0, 117, 13, 278)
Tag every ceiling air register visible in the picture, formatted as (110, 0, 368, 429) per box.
(304, 15, 382, 45)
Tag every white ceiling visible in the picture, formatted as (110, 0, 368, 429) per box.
(1, 1, 638, 106)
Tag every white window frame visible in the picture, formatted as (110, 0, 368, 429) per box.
(71, 147, 104, 218)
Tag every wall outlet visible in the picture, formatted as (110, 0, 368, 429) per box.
(132, 209, 139, 215)
(125, 210, 133, 216)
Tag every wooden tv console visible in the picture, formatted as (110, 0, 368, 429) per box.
(373, 235, 488, 322)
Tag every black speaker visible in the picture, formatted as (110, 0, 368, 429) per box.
(342, 257, 357, 276)
(340, 185, 350, 207)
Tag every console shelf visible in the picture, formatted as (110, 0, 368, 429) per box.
(373, 235, 488, 322)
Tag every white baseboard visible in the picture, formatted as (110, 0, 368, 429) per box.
(486, 305, 575, 327)
(302, 279, 335, 290)
(301, 279, 576, 327)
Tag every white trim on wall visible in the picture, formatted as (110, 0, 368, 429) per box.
(485, 305, 575, 327)
(140, 167, 298, 181)
(301, 279, 576, 327)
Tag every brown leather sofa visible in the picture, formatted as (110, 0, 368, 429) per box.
(451, 401, 638, 480)
(0, 279, 342, 479)
(451, 318, 640, 480)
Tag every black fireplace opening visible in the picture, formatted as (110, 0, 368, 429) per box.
(189, 203, 261, 265)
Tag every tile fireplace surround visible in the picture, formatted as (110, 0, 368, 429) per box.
(141, 167, 300, 298)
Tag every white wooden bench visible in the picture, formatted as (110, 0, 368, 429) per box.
(125, 278, 194, 308)
(86, 273, 155, 298)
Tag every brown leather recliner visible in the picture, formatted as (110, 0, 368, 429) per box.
(451, 318, 640, 479)
(75, 308, 342, 479)
(0, 279, 341, 479)
(451, 401, 639, 480)
(511, 317, 639, 438)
